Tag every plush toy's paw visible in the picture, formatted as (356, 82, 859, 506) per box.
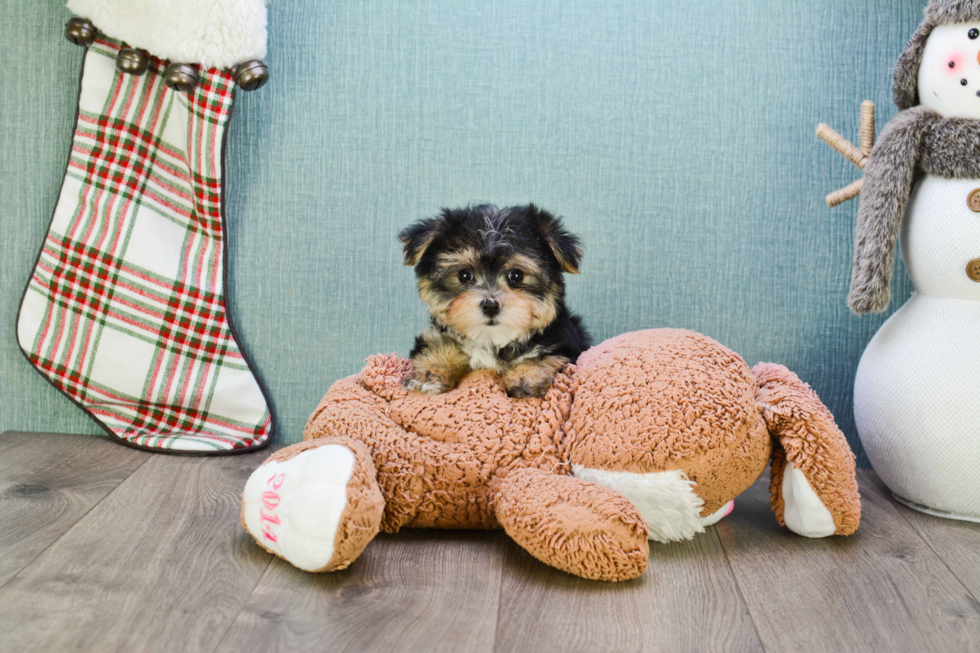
(493, 468, 649, 582)
(754, 362, 861, 537)
(241, 438, 384, 572)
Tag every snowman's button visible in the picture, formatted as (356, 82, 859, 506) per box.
(967, 259, 980, 282)
(969, 189, 980, 212)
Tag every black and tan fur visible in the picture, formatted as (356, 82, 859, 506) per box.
(399, 204, 591, 398)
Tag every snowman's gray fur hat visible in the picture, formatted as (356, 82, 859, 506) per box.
(894, 0, 980, 109)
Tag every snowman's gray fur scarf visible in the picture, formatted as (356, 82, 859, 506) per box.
(850, 108, 980, 313)
(850, 108, 930, 314)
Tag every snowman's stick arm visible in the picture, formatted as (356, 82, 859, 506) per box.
(826, 178, 865, 208)
(817, 101, 877, 208)
(860, 100, 876, 156)
(816, 124, 868, 169)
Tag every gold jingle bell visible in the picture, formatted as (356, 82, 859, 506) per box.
(65, 17, 96, 47)
(116, 48, 149, 76)
(234, 60, 270, 91)
(164, 63, 199, 92)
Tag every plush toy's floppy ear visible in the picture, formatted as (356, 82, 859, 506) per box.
(398, 218, 441, 266)
(752, 363, 860, 537)
(532, 205, 583, 274)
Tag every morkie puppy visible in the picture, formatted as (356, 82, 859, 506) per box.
(399, 204, 591, 398)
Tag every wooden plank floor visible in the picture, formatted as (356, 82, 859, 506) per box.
(2, 432, 980, 653)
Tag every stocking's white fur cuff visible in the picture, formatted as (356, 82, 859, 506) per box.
(66, 0, 268, 69)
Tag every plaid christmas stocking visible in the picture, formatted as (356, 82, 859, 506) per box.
(17, 4, 273, 454)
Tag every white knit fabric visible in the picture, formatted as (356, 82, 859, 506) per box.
(902, 177, 980, 301)
(66, 0, 268, 69)
(856, 175, 980, 519)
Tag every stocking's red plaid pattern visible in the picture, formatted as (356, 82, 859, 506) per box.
(17, 37, 272, 452)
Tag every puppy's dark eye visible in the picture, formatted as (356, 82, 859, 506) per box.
(458, 269, 474, 284)
(970, 28, 979, 39)
(507, 269, 524, 285)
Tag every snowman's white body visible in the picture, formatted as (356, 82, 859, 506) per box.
(852, 21, 980, 521)
(855, 176, 980, 520)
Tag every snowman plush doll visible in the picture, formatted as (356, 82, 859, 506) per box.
(843, 0, 980, 521)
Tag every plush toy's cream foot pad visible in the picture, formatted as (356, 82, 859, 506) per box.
(241, 438, 384, 572)
(781, 463, 836, 538)
(701, 500, 734, 527)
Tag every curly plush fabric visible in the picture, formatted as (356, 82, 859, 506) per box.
(304, 357, 573, 531)
(493, 467, 650, 581)
(569, 330, 771, 516)
(243, 329, 861, 582)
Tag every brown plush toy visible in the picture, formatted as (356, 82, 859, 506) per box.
(241, 329, 861, 582)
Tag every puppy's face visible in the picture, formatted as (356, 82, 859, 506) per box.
(400, 205, 582, 347)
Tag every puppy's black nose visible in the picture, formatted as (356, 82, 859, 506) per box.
(481, 298, 501, 317)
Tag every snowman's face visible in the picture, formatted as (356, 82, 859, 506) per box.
(918, 22, 980, 119)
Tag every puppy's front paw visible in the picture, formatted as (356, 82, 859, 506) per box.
(504, 371, 554, 399)
(403, 368, 457, 395)
(503, 356, 568, 399)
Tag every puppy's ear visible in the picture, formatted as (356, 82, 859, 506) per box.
(398, 218, 441, 266)
(533, 207, 583, 274)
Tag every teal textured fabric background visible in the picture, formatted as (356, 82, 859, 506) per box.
(0, 1, 926, 465)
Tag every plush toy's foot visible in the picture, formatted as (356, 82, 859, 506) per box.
(241, 438, 384, 572)
(493, 468, 650, 582)
(753, 363, 861, 537)
(701, 500, 734, 527)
